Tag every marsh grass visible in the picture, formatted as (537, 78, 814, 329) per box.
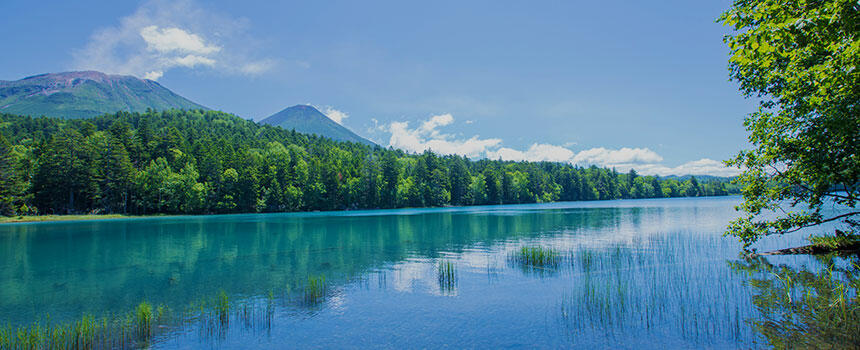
(0, 282, 331, 349)
(559, 237, 756, 345)
(303, 275, 327, 306)
(0, 303, 159, 350)
(509, 246, 561, 272)
(134, 301, 153, 339)
(437, 260, 457, 293)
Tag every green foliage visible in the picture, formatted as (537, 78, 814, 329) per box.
(808, 233, 860, 250)
(0, 134, 27, 215)
(0, 110, 738, 216)
(720, 0, 860, 247)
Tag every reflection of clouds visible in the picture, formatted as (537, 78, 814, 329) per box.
(455, 248, 494, 270)
(391, 258, 432, 293)
(388, 257, 466, 296)
(327, 293, 346, 313)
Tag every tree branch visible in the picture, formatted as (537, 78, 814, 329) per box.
(774, 211, 860, 235)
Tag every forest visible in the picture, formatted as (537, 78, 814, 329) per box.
(0, 109, 739, 216)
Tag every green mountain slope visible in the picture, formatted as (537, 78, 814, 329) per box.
(260, 105, 375, 146)
(0, 71, 206, 119)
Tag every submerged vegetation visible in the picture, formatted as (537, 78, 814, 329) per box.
(0, 110, 738, 217)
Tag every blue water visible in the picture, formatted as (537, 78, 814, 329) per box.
(0, 196, 849, 348)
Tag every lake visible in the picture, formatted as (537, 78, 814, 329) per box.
(0, 196, 855, 348)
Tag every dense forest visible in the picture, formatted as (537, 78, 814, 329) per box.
(0, 110, 739, 216)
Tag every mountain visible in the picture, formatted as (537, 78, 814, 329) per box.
(260, 105, 375, 146)
(0, 71, 206, 119)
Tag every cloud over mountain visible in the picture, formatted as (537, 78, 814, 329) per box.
(72, 0, 274, 80)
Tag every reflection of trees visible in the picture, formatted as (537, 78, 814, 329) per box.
(730, 255, 860, 348)
(0, 206, 627, 323)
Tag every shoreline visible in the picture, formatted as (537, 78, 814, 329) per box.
(0, 214, 173, 224)
(0, 196, 743, 224)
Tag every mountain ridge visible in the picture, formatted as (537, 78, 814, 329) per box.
(0, 71, 207, 119)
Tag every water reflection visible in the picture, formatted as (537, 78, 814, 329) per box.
(730, 254, 860, 348)
(1, 197, 855, 348)
(0, 205, 642, 323)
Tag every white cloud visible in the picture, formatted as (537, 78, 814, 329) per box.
(387, 114, 501, 158)
(571, 147, 663, 165)
(143, 70, 164, 80)
(382, 113, 739, 177)
(71, 0, 275, 80)
(320, 106, 349, 125)
(140, 25, 221, 55)
(172, 54, 216, 68)
(419, 113, 454, 136)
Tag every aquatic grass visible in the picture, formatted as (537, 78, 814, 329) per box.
(575, 250, 595, 271)
(0, 312, 155, 350)
(134, 301, 153, 339)
(559, 236, 761, 345)
(437, 260, 457, 293)
(0, 287, 301, 349)
(215, 290, 229, 325)
(303, 275, 327, 305)
(509, 246, 561, 269)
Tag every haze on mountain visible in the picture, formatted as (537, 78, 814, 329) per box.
(260, 105, 376, 146)
(0, 71, 206, 119)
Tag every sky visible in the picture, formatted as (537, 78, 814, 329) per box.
(0, 0, 755, 176)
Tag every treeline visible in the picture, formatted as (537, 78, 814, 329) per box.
(0, 110, 739, 216)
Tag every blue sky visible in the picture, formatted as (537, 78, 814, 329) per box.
(0, 0, 754, 176)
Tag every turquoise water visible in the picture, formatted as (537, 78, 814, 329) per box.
(0, 197, 851, 348)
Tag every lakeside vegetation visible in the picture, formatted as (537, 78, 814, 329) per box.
(720, 0, 859, 247)
(0, 110, 738, 217)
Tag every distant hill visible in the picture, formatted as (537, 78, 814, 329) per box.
(260, 105, 375, 146)
(0, 71, 206, 119)
(661, 175, 735, 182)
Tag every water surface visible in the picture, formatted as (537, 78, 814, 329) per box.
(0, 197, 852, 348)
